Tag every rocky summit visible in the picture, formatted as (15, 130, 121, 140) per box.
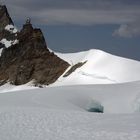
(0, 5, 69, 86)
(0, 5, 13, 31)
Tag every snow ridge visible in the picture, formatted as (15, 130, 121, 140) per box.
(54, 49, 140, 86)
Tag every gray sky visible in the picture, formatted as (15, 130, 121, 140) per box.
(1, 0, 140, 60)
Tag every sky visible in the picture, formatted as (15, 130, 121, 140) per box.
(1, 0, 140, 61)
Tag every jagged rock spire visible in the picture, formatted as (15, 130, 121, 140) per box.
(0, 5, 13, 27)
(0, 5, 69, 86)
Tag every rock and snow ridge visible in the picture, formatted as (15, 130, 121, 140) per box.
(0, 5, 69, 86)
(0, 21, 69, 86)
(0, 5, 18, 51)
(0, 23, 18, 53)
(0, 38, 19, 48)
(0, 24, 18, 49)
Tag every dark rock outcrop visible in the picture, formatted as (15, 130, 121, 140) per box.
(63, 61, 87, 77)
(0, 6, 69, 85)
(0, 5, 13, 31)
(0, 5, 17, 48)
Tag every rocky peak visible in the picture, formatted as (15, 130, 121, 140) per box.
(0, 5, 13, 31)
(20, 18, 33, 34)
(0, 7, 69, 86)
(18, 19, 47, 49)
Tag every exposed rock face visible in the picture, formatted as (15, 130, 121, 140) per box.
(0, 5, 13, 31)
(0, 6, 69, 85)
(63, 61, 87, 77)
(0, 5, 17, 48)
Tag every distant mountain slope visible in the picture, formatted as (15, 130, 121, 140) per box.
(55, 49, 140, 86)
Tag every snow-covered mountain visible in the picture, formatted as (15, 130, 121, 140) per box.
(54, 49, 140, 86)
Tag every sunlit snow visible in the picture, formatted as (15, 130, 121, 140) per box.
(5, 24, 18, 34)
(54, 49, 140, 86)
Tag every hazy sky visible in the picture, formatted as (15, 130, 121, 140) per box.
(1, 0, 140, 60)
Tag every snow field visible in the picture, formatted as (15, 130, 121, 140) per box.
(55, 49, 140, 86)
(0, 107, 139, 140)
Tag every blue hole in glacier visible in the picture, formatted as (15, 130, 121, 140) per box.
(86, 100, 104, 113)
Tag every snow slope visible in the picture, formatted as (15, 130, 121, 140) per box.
(0, 81, 140, 140)
(0, 82, 37, 93)
(55, 49, 140, 86)
(0, 108, 139, 140)
(0, 81, 140, 114)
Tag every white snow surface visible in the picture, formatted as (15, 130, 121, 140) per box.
(0, 81, 140, 139)
(5, 24, 18, 34)
(1, 81, 140, 113)
(0, 82, 37, 93)
(0, 108, 139, 140)
(55, 49, 140, 86)
(0, 38, 19, 48)
(0, 38, 13, 48)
